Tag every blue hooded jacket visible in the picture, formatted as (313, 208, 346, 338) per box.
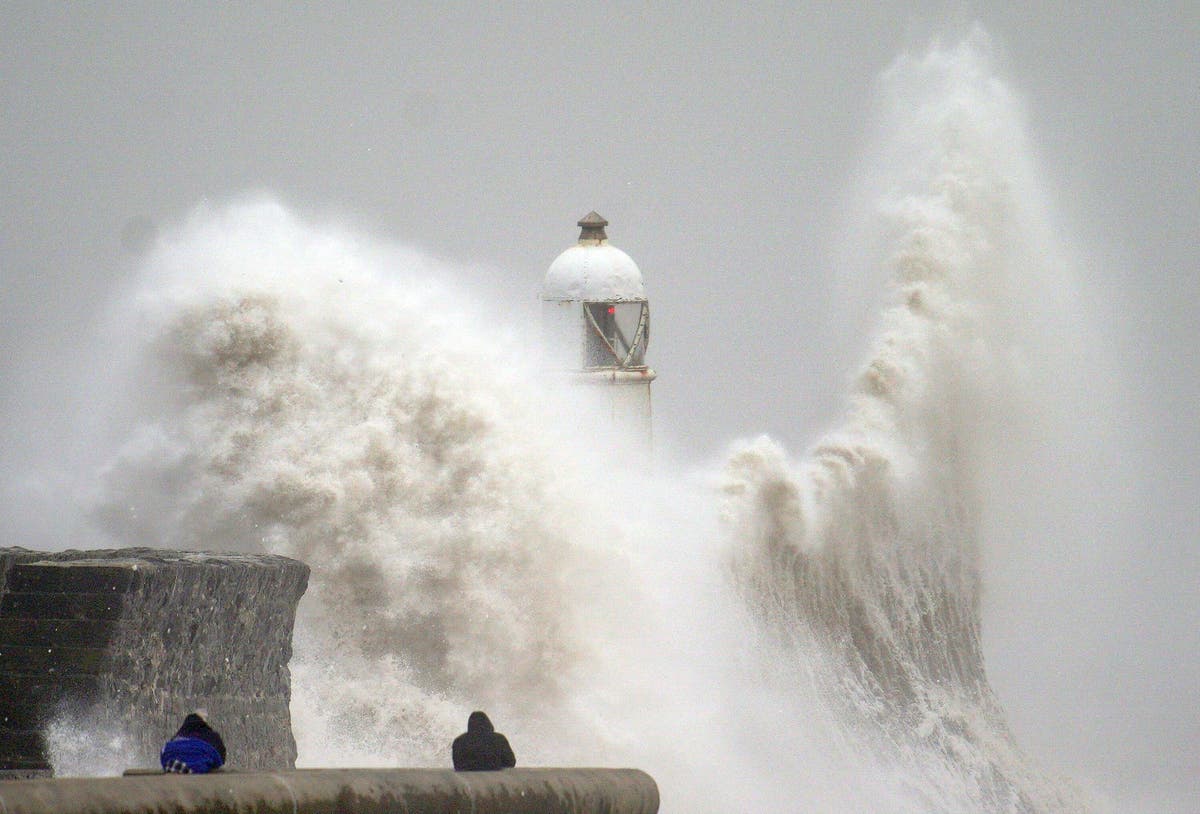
(160, 713, 226, 774)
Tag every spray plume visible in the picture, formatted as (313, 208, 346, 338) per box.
(720, 29, 1091, 812)
(70, 28, 1093, 814)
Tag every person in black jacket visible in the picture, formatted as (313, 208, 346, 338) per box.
(160, 712, 227, 774)
(451, 711, 516, 771)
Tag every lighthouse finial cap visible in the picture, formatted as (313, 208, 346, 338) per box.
(577, 211, 608, 243)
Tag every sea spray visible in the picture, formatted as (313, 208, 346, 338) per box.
(85, 200, 622, 763)
(720, 30, 1090, 812)
(76, 198, 846, 810)
(69, 30, 1095, 814)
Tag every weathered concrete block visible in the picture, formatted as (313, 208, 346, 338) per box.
(0, 592, 124, 621)
(0, 646, 108, 676)
(6, 565, 135, 595)
(0, 548, 309, 777)
(0, 619, 116, 649)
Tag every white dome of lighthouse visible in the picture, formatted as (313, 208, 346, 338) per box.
(541, 212, 645, 302)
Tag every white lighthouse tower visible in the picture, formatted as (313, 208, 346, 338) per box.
(541, 212, 655, 449)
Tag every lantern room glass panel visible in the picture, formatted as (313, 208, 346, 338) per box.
(584, 301, 648, 369)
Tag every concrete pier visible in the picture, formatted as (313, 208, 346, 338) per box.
(0, 767, 659, 813)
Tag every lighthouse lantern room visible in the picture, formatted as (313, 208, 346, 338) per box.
(541, 212, 656, 446)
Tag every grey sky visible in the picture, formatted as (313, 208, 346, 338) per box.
(1, 3, 1196, 811)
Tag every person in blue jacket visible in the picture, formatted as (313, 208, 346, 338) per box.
(160, 712, 226, 774)
(452, 711, 516, 771)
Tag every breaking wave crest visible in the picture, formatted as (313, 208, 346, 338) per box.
(720, 30, 1089, 812)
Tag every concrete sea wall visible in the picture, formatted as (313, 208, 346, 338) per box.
(0, 767, 660, 813)
(0, 548, 309, 777)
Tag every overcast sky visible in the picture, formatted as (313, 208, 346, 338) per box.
(1, 3, 1196, 811)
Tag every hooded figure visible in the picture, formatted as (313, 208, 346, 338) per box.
(160, 712, 226, 774)
(452, 711, 516, 771)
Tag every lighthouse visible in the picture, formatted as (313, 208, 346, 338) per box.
(541, 212, 655, 449)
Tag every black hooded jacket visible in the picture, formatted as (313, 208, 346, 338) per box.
(174, 713, 227, 763)
(451, 711, 515, 771)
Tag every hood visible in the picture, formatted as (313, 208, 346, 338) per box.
(466, 711, 494, 734)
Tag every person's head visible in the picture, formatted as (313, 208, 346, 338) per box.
(467, 711, 494, 734)
(179, 712, 209, 732)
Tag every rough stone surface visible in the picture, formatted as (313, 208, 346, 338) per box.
(0, 548, 309, 777)
(0, 768, 661, 814)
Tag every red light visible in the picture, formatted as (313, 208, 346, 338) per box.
(607, 306, 615, 314)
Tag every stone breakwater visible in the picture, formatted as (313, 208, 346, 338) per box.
(0, 548, 309, 777)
